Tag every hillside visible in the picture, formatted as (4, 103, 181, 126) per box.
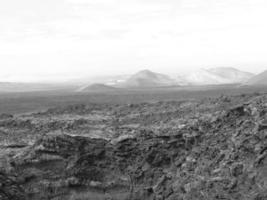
(246, 70, 267, 85)
(119, 69, 177, 88)
(181, 67, 254, 85)
(207, 67, 254, 83)
(182, 69, 230, 85)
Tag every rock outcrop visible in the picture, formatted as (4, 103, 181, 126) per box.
(1, 93, 267, 200)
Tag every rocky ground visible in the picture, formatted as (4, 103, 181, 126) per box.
(0, 93, 267, 200)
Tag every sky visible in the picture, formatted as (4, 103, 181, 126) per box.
(0, 0, 267, 82)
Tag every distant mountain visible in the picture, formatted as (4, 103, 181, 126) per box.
(207, 67, 254, 83)
(77, 83, 118, 92)
(180, 67, 254, 85)
(118, 69, 178, 88)
(245, 70, 267, 85)
(182, 69, 230, 85)
(77, 68, 255, 90)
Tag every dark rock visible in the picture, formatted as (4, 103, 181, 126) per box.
(0, 172, 26, 200)
(1, 94, 267, 200)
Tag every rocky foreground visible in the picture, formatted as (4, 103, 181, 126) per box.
(0, 93, 267, 200)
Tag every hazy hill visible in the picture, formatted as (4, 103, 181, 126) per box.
(77, 83, 118, 92)
(207, 67, 254, 83)
(118, 69, 178, 88)
(181, 67, 254, 85)
(182, 69, 230, 85)
(245, 70, 267, 85)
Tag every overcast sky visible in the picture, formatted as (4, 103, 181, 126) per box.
(0, 0, 267, 82)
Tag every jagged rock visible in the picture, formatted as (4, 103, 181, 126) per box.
(1, 94, 267, 199)
(0, 172, 26, 200)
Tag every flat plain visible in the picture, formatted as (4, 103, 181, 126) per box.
(0, 85, 266, 114)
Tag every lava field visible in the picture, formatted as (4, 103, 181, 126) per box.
(0, 93, 267, 200)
